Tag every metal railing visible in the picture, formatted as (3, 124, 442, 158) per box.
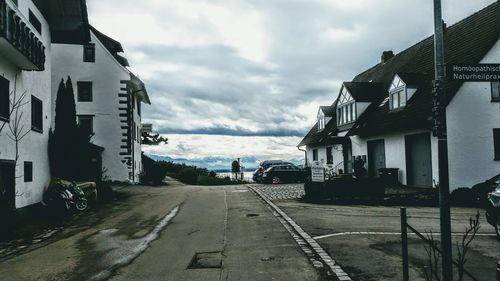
(400, 207, 479, 281)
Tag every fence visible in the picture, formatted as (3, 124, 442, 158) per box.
(400, 207, 480, 281)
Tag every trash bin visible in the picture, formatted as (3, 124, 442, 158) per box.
(378, 168, 399, 185)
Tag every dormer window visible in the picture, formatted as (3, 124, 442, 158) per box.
(318, 110, 325, 130)
(389, 75, 407, 110)
(337, 87, 356, 126)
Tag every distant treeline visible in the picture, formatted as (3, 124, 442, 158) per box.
(141, 155, 246, 186)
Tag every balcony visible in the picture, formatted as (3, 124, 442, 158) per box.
(0, 0, 45, 71)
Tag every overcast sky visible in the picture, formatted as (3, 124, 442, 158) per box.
(87, 0, 495, 159)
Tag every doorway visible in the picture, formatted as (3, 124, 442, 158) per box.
(405, 133, 432, 187)
(0, 160, 16, 209)
(367, 139, 386, 178)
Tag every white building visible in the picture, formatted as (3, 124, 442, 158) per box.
(0, 0, 149, 210)
(51, 26, 150, 184)
(0, 0, 51, 209)
(299, 2, 500, 189)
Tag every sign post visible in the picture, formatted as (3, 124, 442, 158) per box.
(432, 1, 454, 280)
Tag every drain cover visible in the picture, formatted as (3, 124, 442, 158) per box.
(187, 251, 222, 269)
(246, 213, 260, 217)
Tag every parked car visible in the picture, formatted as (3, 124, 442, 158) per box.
(471, 173, 500, 205)
(253, 160, 287, 183)
(485, 184, 500, 239)
(262, 164, 307, 184)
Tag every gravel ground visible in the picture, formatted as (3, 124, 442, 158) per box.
(248, 183, 305, 201)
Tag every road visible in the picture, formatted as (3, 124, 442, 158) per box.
(251, 183, 500, 281)
(0, 180, 321, 281)
(1, 181, 498, 281)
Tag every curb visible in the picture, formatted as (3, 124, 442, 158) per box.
(247, 185, 352, 281)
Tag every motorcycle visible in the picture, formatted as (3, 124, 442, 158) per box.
(42, 180, 88, 212)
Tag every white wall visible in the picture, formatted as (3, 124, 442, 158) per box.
(350, 130, 438, 185)
(447, 38, 500, 189)
(51, 32, 132, 183)
(0, 0, 52, 208)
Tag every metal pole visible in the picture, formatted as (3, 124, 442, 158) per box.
(432, 0, 453, 280)
(401, 207, 409, 281)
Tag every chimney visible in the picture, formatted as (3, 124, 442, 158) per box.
(381, 50, 394, 63)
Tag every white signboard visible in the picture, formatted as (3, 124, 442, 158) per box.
(311, 161, 325, 182)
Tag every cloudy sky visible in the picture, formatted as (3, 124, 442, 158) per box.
(87, 0, 495, 160)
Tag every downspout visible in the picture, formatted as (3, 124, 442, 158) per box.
(298, 146, 307, 167)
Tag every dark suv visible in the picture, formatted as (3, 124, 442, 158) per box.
(485, 185, 500, 239)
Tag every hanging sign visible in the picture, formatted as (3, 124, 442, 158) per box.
(450, 64, 500, 81)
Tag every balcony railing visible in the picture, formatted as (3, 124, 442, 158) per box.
(0, 0, 45, 70)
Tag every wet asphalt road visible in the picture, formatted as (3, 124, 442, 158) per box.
(0, 180, 320, 281)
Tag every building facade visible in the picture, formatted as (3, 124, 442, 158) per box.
(0, 0, 51, 209)
(0, 0, 149, 209)
(51, 27, 149, 184)
(299, 2, 500, 190)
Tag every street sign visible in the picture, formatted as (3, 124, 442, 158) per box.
(450, 64, 500, 81)
(311, 161, 325, 183)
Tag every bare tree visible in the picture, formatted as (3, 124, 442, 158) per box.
(456, 212, 480, 281)
(424, 230, 441, 281)
(0, 76, 29, 197)
(423, 213, 481, 281)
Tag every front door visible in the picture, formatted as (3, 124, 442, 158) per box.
(0, 161, 16, 209)
(405, 133, 432, 187)
(367, 139, 386, 178)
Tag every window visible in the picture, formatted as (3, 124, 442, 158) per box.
(24, 162, 33, 182)
(137, 100, 141, 116)
(0, 76, 9, 121)
(492, 82, 500, 102)
(78, 115, 93, 136)
(31, 96, 42, 133)
(494, 129, 500, 161)
(83, 44, 96, 63)
(313, 149, 318, 161)
(337, 103, 356, 126)
(77, 82, 93, 102)
(390, 89, 406, 110)
(29, 10, 42, 35)
(326, 147, 333, 164)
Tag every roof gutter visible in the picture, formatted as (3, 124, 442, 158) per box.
(129, 73, 151, 105)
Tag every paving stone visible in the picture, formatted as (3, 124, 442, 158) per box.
(249, 183, 305, 201)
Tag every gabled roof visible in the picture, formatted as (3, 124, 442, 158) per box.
(90, 25, 130, 67)
(349, 2, 500, 137)
(298, 101, 338, 147)
(396, 72, 426, 88)
(319, 106, 335, 117)
(343, 82, 385, 102)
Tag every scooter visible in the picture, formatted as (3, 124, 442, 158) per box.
(42, 182, 88, 212)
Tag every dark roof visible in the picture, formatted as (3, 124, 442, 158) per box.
(349, 2, 500, 137)
(90, 25, 130, 67)
(34, 0, 91, 44)
(396, 72, 427, 87)
(319, 106, 335, 117)
(343, 82, 385, 102)
(298, 101, 339, 147)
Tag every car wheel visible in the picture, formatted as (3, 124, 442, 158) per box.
(273, 176, 280, 184)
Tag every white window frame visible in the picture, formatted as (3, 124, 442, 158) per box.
(389, 75, 407, 110)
